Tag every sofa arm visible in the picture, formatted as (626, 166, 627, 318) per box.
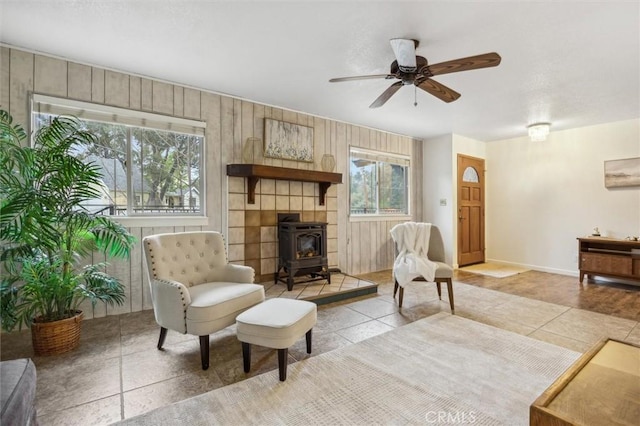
(0, 359, 37, 426)
(150, 278, 192, 334)
(219, 264, 255, 283)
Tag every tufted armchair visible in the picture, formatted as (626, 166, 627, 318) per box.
(143, 231, 265, 370)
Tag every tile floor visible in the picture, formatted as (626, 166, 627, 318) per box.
(1, 270, 639, 425)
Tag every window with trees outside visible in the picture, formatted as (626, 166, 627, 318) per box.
(31, 95, 206, 217)
(349, 147, 410, 216)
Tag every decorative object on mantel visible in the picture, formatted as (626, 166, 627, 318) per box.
(320, 154, 336, 172)
(226, 164, 341, 206)
(264, 118, 314, 162)
(604, 157, 640, 188)
(242, 137, 262, 164)
(592, 227, 601, 237)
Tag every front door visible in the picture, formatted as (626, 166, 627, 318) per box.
(457, 155, 485, 266)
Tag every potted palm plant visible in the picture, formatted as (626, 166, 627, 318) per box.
(0, 109, 135, 355)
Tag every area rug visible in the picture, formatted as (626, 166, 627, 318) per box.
(118, 313, 579, 426)
(460, 262, 530, 278)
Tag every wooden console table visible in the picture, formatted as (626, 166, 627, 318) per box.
(530, 338, 640, 425)
(577, 237, 640, 284)
(226, 164, 342, 206)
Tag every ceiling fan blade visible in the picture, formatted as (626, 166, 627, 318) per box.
(390, 38, 417, 71)
(417, 79, 461, 103)
(369, 81, 403, 108)
(425, 52, 501, 76)
(329, 74, 392, 83)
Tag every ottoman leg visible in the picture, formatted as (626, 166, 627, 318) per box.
(306, 329, 312, 354)
(242, 342, 251, 373)
(278, 348, 288, 381)
(199, 335, 210, 370)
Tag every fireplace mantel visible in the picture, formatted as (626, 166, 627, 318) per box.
(226, 164, 342, 206)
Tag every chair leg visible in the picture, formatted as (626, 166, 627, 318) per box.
(436, 282, 442, 300)
(242, 342, 251, 373)
(199, 335, 210, 370)
(157, 327, 168, 350)
(278, 348, 288, 381)
(398, 286, 404, 308)
(306, 329, 312, 354)
(446, 278, 455, 314)
(393, 280, 399, 298)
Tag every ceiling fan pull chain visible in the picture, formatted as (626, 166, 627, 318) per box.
(414, 86, 418, 107)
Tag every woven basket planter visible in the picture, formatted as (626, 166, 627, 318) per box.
(31, 311, 84, 356)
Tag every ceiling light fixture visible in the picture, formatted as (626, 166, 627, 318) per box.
(527, 122, 551, 141)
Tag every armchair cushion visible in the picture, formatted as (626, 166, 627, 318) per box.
(186, 282, 264, 335)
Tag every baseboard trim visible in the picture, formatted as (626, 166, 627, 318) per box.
(483, 258, 577, 277)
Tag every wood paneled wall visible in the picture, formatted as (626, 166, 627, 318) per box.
(0, 46, 422, 317)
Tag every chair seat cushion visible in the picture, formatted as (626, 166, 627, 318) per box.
(434, 261, 453, 278)
(236, 299, 317, 349)
(187, 282, 265, 322)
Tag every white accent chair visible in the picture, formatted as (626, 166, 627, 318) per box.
(391, 224, 455, 313)
(143, 231, 265, 370)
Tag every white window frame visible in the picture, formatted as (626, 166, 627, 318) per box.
(30, 94, 208, 226)
(349, 146, 411, 221)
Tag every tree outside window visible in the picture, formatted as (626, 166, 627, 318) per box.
(33, 106, 204, 216)
(349, 148, 409, 216)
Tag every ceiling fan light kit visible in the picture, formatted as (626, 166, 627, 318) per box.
(389, 38, 418, 71)
(329, 38, 501, 108)
(527, 123, 551, 141)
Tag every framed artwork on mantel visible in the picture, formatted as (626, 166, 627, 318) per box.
(264, 118, 314, 162)
(604, 157, 640, 188)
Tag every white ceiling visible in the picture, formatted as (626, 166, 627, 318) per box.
(1, 1, 639, 142)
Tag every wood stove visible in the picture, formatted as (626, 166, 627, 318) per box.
(276, 213, 330, 291)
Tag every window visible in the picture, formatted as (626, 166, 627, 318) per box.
(462, 166, 479, 183)
(31, 94, 206, 217)
(349, 147, 410, 216)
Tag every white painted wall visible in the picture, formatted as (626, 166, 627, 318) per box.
(486, 119, 640, 275)
(422, 134, 454, 264)
(452, 134, 487, 160)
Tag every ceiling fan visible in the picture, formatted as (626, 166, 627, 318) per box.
(329, 39, 501, 108)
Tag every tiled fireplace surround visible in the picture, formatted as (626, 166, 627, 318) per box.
(227, 176, 338, 284)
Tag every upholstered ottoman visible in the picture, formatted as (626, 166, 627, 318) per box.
(236, 298, 317, 381)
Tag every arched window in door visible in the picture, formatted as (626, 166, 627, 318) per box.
(462, 166, 479, 183)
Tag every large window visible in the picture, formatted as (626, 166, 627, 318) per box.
(31, 95, 206, 217)
(349, 147, 410, 216)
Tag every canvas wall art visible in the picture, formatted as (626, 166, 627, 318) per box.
(264, 118, 314, 162)
(604, 157, 640, 188)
